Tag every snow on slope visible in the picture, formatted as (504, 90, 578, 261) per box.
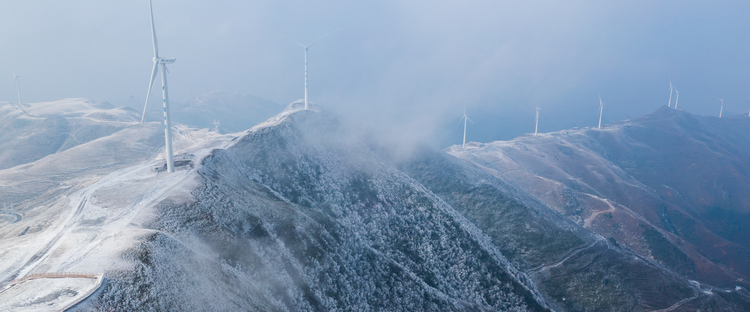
(447, 106, 750, 307)
(0, 103, 233, 310)
(0, 99, 141, 170)
(21, 98, 138, 122)
(1, 103, 545, 311)
(4, 101, 749, 311)
(85, 105, 550, 311)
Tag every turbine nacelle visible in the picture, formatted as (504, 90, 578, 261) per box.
(155, 57, 176, 64)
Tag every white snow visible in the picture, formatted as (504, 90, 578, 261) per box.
(0, 108, 237, 309)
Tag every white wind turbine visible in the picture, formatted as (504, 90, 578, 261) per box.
(13, 71, 22, 108)
(674, 89, 680, 109)
(598, 96, 604, 129)
(718, 98, 724, 118)
(668, 80, 674, 108)
(293, 29, 341, 110)
(140, 0, 177, 173)
(534, 105, 541, 136)
(461, 109, 473, 148)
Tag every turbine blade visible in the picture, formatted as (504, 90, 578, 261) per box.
(141, 61, 159, 123)
(466, 116, 473, 124)
(149, 0, 159, 57)
(307, 28, 342, 48)
(289, 38, 305, 48)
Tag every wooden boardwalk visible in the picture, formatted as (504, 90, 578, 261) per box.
(9, 272, 104, 312)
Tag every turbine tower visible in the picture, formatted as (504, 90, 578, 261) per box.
(294, 29, 340, 110)
(598, 96, 604, 129)
(534, 105, 541, 136)
(461, 109, 473, 148)
(674, 89, 680, 109)
(141, 0, 177, 173)
(668, 80, 674, 108)
(13, 71, 22, 108)
(718, 98, 724, 118)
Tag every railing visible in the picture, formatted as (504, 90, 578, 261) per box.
(60, 273, 104, 311)
(7, 272, 104, 312)
(10, 272, 100, 286)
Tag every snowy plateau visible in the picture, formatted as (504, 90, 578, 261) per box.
(0, 98, 749, 311)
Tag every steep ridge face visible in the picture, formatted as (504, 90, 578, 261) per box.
(93, 107, 750, 311)
(95, 108, 549, 311)
(448, 106, 750, 291)
(398, 147, 750, 311)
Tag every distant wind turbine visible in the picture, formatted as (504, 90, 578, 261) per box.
(718, 98, 724, 118)
(13, 71, 22, 108)
(534, 105, 541, 136)
(141, 0, 177, 173)
(674, 89, 680, 109)
(212, 120, 220, 132)
(293, 29, 341, 110)
(461, 109, 473, 148)
(668, 80, 674, 108)
(598, 96, 604, 129)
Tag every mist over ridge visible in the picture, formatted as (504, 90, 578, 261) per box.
(2, 1, 750, 310)
(2, 0, 750, 148)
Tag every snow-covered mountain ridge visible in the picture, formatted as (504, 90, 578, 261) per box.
(448, 106, 750, 306)
(2, 102, 750, 311)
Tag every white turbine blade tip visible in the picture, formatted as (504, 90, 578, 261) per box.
(308, 28, 342, 47)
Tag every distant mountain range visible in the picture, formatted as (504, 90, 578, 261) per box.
(449, 106, 750, 291)
(142, 91, 284, 134)
(0, 100, 748, 311)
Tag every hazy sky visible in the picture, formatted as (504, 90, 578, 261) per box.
(1, 0, 749, 146)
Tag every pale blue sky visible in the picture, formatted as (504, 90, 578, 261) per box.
(1, 0, 748, 145)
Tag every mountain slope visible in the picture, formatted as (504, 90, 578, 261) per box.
(4, 103, 750, 311)
(94, 107, 549, 311)
(448, 106, 750, 290)
(0, 99, 140, 170)
(399, 146, 750, 311)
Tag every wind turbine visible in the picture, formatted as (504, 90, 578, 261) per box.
(534, 105, 541, 136)
(668, 80, 674, 108)
(140, 0, 177, 173)
(293, 29, 340, 110)
(598, 96, 604, 129)
(461, 109, 473, 148)
(718, 98, 724, 118)
(13, 71, 22, 108)
(674, 89, 680, 109)
(212, 120, 220, 132)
